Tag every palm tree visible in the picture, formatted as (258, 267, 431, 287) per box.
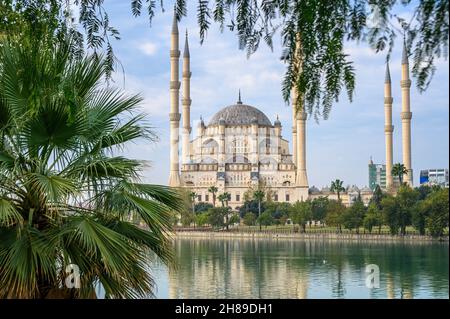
(330, 179, 345, 201)
(253, 190, 265, 231)
(208, 186, 218, 207)
(217, 192, 231, 230)
(0, 38, 183, 298)
(217, 192, 231, 208)
(189, 192, 197, 215)
(223, 192, 231, 207)
(392, 163, 408, 186)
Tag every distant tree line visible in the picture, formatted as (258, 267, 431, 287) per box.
(177, 185, 449, 238)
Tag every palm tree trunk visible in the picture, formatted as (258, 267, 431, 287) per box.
(258, 201, 262, 231)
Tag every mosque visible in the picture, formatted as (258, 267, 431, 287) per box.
(166, 13, 413, 209)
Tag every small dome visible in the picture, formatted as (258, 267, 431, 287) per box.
(309, 186, 320, 193)
(361, 186, 372, 193)
(348, 185, 360, 193)
(208, 103, 272, 127)
(274, 115, 281, 127)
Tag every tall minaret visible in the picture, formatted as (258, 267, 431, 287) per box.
(292, 87, 298, 168)
(293, 36, 308, 194)
(384, 62, 394, 190)
(400, 40, 413, 186)
(168, 11, 181, 187)
(181, 30, 192, 164)
(295, 100, 308, 189)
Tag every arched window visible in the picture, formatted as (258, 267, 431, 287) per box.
(202, 139, 218, 155)
(228, 138, 248, 155)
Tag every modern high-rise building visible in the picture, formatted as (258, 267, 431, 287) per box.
(368, 158, 387, 191)
(419, 169, 449, 187)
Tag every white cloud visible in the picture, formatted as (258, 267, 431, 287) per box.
(138, 41, 158, 56)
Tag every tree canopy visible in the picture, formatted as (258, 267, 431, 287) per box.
(1, 0, 448, 119)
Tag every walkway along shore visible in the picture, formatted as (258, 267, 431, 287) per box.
(173, 230, 449, 242)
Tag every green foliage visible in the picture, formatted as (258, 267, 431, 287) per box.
(180, 210, 195, 226)
(325, 200, 346, 232)
(330, 179, 345, 200)
(218, 192, 231, 207)
(289, 201, 312, 232)
(422, 188, 449, 237)
(264, 201, 290, 223)
(195, 212, 209, 227)
(195, 202, 213, 214)
(311, 196, 329, 222)
(370, 185, 385, 210)
(416, 185, 432, 200)
(207, 207, 228, 228)
(396, 186, 420, 235)
(0, 36, 183, 298)
(208, 186, 218, 206)
(363, 203, 382, 233)
(392, 163, 408, 185)
(3, 1, 448, 118)
(257, 211, 274, 227)
(243, 212, 256, 226)
(342, 197, 366, 233)
(253, 190, 265, 202)
(239, 200, 264, 218)
(381, 195, 400, 235)
(228, 213, 240, 225)
(412, 202, 427, 235)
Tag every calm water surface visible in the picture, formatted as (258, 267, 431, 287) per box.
(150, 238, 449, 299)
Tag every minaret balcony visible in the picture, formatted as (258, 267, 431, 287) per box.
(401, 111, 412, 120)
(170, 50, 180, 58)
(400, 80, 411, 88)
(384, 97, 393, 104)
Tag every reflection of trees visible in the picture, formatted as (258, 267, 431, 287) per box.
(166, 239, 448, 299)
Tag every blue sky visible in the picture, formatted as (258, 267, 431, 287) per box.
(102, 1, 449, 188)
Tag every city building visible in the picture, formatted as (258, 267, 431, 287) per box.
(419, 169, 449, 187)
(368, 158, 387, 191)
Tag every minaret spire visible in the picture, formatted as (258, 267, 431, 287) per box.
(171, 6, 178, 34)
(385, 62, 391, 83)
(400, 38, 413, 186)
(181, 29, 192, 164)
(168, 8, 181, 186)
(402, 37, 408, 65)
(183, 29, 190, 58)
(384, 61, 394, 190)
(237, 89, 242, 104)
(293, 35, 308, 198)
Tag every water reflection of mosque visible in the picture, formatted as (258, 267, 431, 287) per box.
(165, 239, 446, 299)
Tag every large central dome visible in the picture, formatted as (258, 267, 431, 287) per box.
(208, 102, 272, 127)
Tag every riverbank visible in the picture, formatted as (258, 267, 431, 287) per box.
(173, 230, 449, 242)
